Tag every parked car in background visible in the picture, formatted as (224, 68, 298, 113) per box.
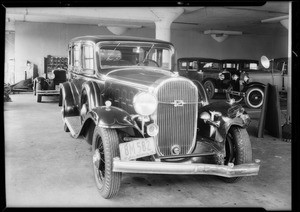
(177, 57, 233, 99)
(223, 58, 287, 109)
(59, 36, 259, 199)
(33, 68, 67, 102)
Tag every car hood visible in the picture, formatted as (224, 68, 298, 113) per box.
(105, 67, 175, 87)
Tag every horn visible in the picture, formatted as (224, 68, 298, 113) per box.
(261, 56, 270, 69)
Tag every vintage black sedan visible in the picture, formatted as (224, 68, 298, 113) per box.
(33, 68, 67, 102)
(177, 57, 229, 99)
(59, 35, 260, 199)
(223, 59, 265, 109)
(223, 58, 287, 109)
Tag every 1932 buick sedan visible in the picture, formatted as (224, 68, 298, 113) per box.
(59, 35, 260, 199)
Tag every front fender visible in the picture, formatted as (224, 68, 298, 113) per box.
(87, 106, 135, 128)
(242, 82, 265, 92)
(198, 101, 250, 142)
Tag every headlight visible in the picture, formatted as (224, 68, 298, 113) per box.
(232, 74, 239, 81)
(244, 75, 249, 82)
(218, 73, 225, 80)
(48, 72, 55, 80)
(133, 92, 158, 116)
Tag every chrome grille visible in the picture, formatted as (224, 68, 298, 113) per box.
(154, 78, 198, 156)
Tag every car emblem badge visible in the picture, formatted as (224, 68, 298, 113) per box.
(173, 100, 184, 107)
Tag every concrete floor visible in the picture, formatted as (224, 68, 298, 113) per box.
(4, 93, 291, 209)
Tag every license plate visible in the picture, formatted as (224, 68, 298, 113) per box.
(119, 137, 156, 161)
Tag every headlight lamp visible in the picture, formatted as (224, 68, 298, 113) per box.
(244, 75, 249, 82)
(232, 74, 239, 81)
(218, 73, 225, 80)
(48, 72, 55, 80)
(133, 92, 158, 116)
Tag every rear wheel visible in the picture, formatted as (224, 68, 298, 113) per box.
(36, 83, 42, 102)
(203, 80, 215, 100)
(244, 87, 264, 109)
(61, 100, 69, 132)
(92, 126, 121, 199)
(36, 94, 42, 102)
(221, 126, 252, 183)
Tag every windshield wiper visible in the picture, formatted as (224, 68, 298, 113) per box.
(137, 44, 155, 66)
(106, 43, 120, 61)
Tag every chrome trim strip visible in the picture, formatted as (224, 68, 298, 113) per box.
(113, 158, 260, 177)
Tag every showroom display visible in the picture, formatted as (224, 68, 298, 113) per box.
(59, 35, 260, 199)
(177, 57, 237, 99)
(33, 55, 68, 102)
(224, 58, 287, 109)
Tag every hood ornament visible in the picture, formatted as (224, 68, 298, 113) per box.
(173, 100, 184, 107)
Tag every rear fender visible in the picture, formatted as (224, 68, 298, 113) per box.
(81, 81, 103, 111)
(59, 82, 80, 116)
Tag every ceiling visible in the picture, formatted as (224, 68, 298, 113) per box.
(5, 2, 290, 36)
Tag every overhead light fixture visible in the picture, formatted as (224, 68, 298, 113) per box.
(204, 30, 243, 35)
(98, 23, 142, 29)
(204, 30, 243, 43)
(261, 15, 289, 30)
(98, 23, 143, 35)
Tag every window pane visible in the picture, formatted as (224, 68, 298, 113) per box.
(83, 45, 94, 69)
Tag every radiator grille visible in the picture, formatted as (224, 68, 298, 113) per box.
(154, 79, 198, 156)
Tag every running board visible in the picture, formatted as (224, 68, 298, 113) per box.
(64, 116, 82, 138)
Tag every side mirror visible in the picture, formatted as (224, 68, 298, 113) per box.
(261, 56, 270, 69)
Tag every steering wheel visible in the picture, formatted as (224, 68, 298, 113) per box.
(139, 59, 159, 67)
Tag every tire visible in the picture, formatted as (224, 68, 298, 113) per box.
(203, 80, 215, 100)
(36, 94, 42, 102)
(221, 126, 252, 183)
(61, 100, 70, 132)
(33, 82, 36, 96)
(92, 126, 121, 199)
(225, 86, 243, 103)
(244, 87, 264, 109)
(36, 83, 42, 92)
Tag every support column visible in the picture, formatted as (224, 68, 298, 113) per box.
(287, 2, 292, 123)
(151, 8, 184, 42)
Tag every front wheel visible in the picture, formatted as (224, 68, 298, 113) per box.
(226, 86, 243, 103)
(221, 126, 252, 183)
(203, 80, 215, 100)
(244, 87, 264, 109)
(92, 126, 121, 199)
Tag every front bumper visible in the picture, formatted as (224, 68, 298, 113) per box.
(113, 157, 260, 178)
(36, 90, 60, 95)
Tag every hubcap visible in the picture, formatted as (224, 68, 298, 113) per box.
(249, 91, 262, 106)
(93, 149, 101, 168)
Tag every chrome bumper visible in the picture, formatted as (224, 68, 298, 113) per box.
(113, 157, 260, 178)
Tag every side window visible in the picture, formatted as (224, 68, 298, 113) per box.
(82, 44, 94, 70)
(68, 47, 72, 66)
(188, 61, 198, 71)
(73, 44, 81, 68)
(179, 61, 187, 70)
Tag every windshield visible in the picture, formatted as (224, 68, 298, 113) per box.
(97, 41, 174, 70)
(199, 61, 221, 70)
(223, 62, 258, 70)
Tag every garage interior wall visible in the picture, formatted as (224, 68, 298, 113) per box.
(13, 21, 287, 83)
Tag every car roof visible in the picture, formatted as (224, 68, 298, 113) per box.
(222, 59, 259, 63)
(69, 35, 173, 45)
(178, 57, 222, 62)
